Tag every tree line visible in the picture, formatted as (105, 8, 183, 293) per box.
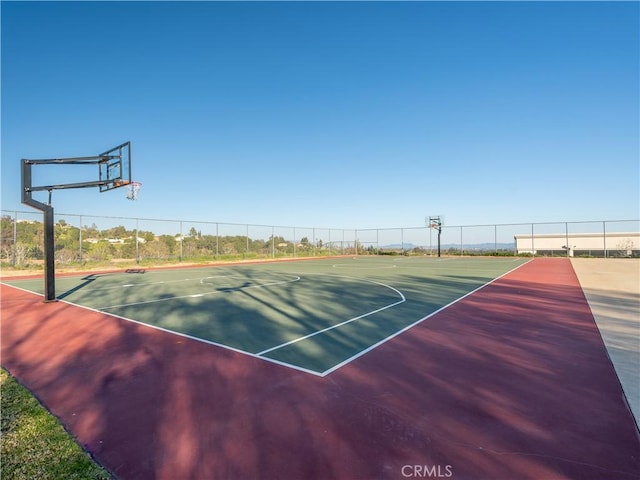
(0, 216, 344, 267)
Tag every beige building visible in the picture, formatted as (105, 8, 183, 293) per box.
(514, 232, 640, 257)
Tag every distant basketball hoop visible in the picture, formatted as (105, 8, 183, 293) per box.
(426, 215, 444, 258)
(126, 181, 142, 200)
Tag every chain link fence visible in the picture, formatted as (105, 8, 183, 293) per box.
(1, 210, 638, 269)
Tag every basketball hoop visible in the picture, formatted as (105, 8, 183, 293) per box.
(126, 181, 142, 201)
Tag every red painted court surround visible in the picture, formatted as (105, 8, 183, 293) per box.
(1, 258, 639, 479)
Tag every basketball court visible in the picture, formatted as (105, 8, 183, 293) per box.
(4, 257, 528, 376)
(2, 257, 639, 479)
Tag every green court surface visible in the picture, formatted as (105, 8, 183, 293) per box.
(5, 257, 529, 375)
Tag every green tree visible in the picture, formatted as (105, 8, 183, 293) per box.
(1, 216, 15, 255)
(141, 240, 170, 259)
(87, 241, 112, 261)
(102, 225, 128, 239)
(141, 231, 155, 243)
(158, 235, 177, 255)
(83, 223, 100, 239)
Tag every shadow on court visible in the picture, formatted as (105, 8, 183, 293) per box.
(56, 269, 147, 300)
(1, 258, 639, 479)
(56, 273, 101, 300)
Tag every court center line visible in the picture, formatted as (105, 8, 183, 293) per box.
(256, 279, 406, 356)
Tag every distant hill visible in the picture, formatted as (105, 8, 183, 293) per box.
(380, 242, 515, 251)
(445, 242, 516, 251)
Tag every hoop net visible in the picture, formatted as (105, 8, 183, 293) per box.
(126, 181, 142, 201)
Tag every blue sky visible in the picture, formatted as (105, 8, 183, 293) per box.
(2, 1, 638, 230)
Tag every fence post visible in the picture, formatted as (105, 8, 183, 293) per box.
(135, 218, 140, 263)
(603, 221, 607, 258)
(531, 223, 535, 256)
(179, 221, 183, 261)
(12, 211, 17, 267)
(79, 215, 83, 262)
(271, 226, 275, 258)
(216, 223, 219, 259)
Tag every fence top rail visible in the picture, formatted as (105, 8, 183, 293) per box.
(1, 210, 350, 231)
(424, 220, 639, 229)
(1, 210, 638, 232)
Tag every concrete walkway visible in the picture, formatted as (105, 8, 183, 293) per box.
(571, 258, 640, 427)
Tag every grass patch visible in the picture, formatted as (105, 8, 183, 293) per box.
(1, 368, 111, 479)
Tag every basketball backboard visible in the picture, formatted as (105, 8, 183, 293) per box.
(99, 141, 131, 191)
(427, 215, 445, 229)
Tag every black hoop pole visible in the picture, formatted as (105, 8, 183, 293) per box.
(22, 159, 57, 301)
(42, 206, 56, 301)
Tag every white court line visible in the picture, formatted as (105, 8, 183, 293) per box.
(2, 258, 531, 377)
(331, 264, 397, 269)
(256, 276, 406, 356)
(318, 258, 533, 376)
(1, 281, 324, 377)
